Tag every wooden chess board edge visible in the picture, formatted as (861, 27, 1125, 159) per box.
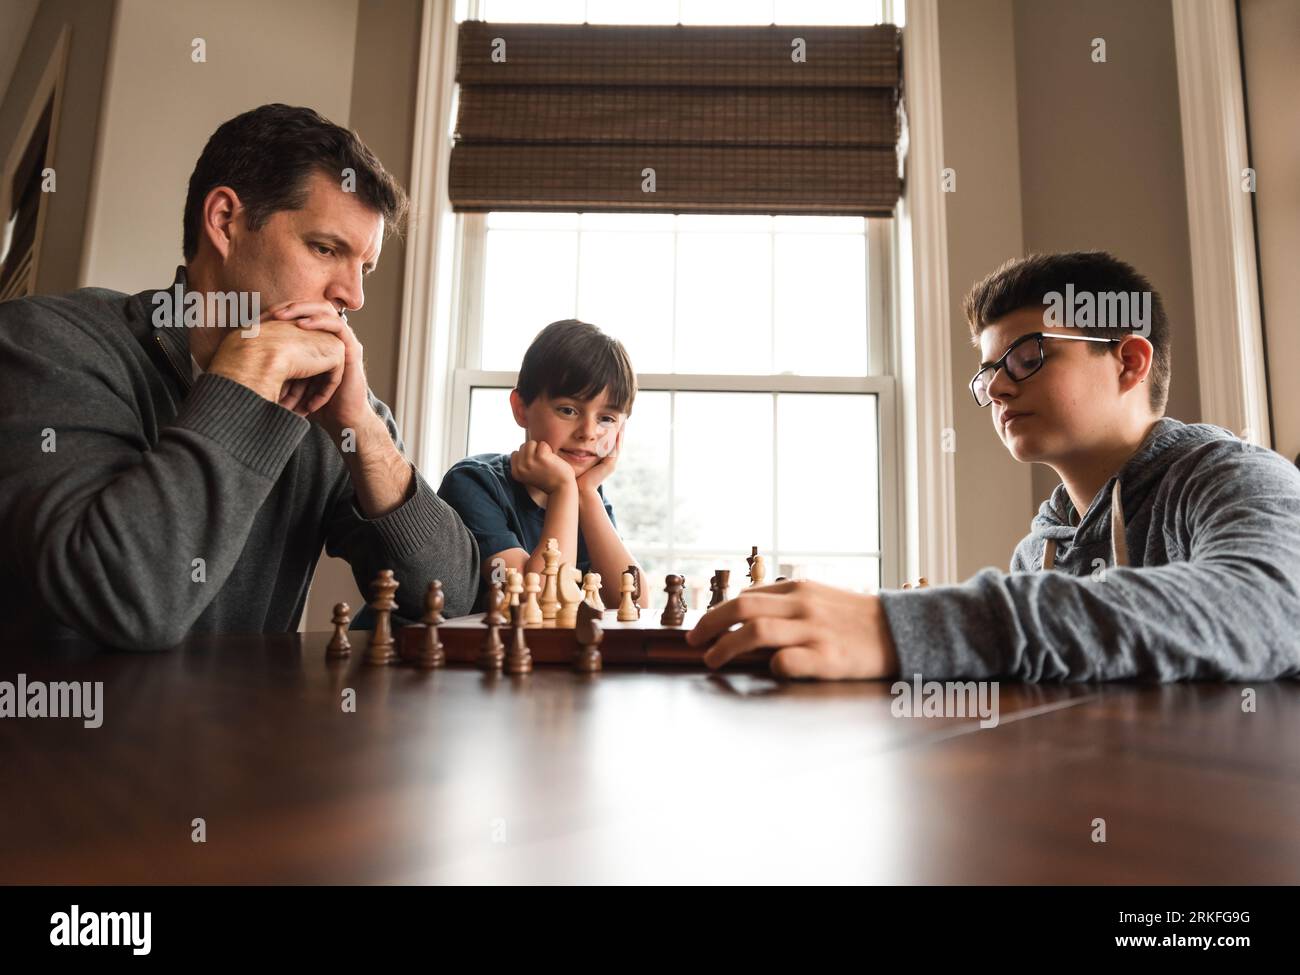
(396, 614, 774, 670)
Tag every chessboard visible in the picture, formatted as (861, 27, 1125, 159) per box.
(395, 609, 773, 670)
(332, 541, 780, 672)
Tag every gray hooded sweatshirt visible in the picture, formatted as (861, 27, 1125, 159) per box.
(878, 417, 1300, 681)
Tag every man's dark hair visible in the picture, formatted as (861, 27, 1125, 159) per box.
(182, 103, 408, 260)
(963, 251, 1170, 414)
(516, 320, 636, 414)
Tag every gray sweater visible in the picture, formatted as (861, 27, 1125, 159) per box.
(880, 418, 1300, 681)
(0, 274, 480, 649)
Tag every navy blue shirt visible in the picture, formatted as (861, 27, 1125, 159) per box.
(437, 452, 617, 611)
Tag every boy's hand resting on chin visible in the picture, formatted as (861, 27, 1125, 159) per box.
(687, 579, 901, 680)
(575, 427, 622, 495)
(510, 440, 577, 495)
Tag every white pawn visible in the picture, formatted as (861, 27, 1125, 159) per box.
(557, 563, 583, 627)
(507, 568, 524, 613)
(617, 570, 638, 622)
(582, 571, 605, 612)
(748, 554, 766, 588)
(523, 571, 543, 626)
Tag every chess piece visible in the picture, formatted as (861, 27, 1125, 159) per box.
(660, 575, 687, 626)
(505, 602, 533, 674)
(582, 572, 605, 612)
(506, 568, 524, 616)
(327, 602, 352, 658)
(485, 580, 508, 626)
(917, 577, 930, 588)
(414, 581, 446, 669)
(365, 570, 400, 665)
(706, 569, 730, 610)
(522, 571, 543, 626)
(746, 547, 766, 587)
(617, 570, 639, 621)
(477, 601, 505, 672)
(625, 564, 641, 619)
(541, 538, 560, 625)
(574, 600, 604, 672)
(557, 563, 583, 627)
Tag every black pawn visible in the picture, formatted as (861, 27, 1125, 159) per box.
(506, 602, 533, 674)
(660, 575, 686, 627)
(575, 600, 604, 673)
(416, 581, 445, 670)
(327, 602, 352, 658)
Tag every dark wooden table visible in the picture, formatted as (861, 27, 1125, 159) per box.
(3, 632, 1297, 884)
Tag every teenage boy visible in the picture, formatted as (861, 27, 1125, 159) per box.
(438, 319, 648, 612)
(690, 252, 1300, 681)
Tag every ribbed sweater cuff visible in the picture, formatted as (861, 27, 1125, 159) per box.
(173, 373, 307, 478)
(366, 470, 447, 561)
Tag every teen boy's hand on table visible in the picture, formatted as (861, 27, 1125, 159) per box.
(687, 580, 901, 680)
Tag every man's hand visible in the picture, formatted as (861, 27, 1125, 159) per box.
(270, 301, 372, 436)
(207, 318, 344, 417)
(510, 440, 577, 495)
(686, 579, 900, 680)
(575, 426, 622, 495)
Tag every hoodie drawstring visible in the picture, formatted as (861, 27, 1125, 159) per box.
(1041, 480, 1128, 571)
(1110, 479, 1129, 567)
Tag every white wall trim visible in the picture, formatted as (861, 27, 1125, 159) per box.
(1172, 0, 1270, 443)
(395, 0, 461, 472)
(897, 0, 958, 585)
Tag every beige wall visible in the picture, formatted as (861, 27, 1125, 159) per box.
(937, 0, 1035, 578)
(0, 0, 116, 295)
(1240, 0, 1300, 467)
(1012, 0, 1201, 504)
(0, 1, 41, 103)
(304, 0, 425, 630)
(82, 0, 359, 292)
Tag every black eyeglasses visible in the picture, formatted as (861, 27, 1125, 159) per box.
(970, 332, 1119, 407)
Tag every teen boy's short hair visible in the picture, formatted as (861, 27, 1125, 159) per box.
(516, 319, 636, 414)
(963, 251, 1170, 414)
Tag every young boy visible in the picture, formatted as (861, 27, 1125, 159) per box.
(438, 319, 649, 613)
(689, 251, 1300, 681)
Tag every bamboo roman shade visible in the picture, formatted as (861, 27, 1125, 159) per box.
(449, 21, 903, 216)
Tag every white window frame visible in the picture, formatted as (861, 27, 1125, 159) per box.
(397, 0, 956, 591)
(446, 214, 898, 585)
(1171, 0, 1270, 444)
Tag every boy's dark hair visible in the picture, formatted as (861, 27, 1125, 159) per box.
(182, 103, 408, 260)
(963, 251, 1170, 414)
(516, 320, 636, 414)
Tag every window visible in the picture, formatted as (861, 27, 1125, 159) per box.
(441, 1, 901, 607)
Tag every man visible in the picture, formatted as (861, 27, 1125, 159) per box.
(691, 251, 1300, 682)
(0, 104, 479, 649)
